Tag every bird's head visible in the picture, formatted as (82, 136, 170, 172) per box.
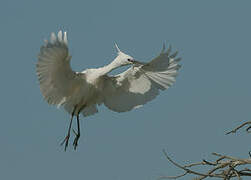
(114, 43, 144, 66)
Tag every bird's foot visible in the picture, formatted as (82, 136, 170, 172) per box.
(60, 134, 70, 151)
(73, 129, 80, 150)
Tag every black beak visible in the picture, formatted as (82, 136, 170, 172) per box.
(131, 59, 145, 65)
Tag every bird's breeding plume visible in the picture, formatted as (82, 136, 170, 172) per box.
(36, 30, 182, 151)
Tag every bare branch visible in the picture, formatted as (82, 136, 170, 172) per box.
(161, 121, 251, 179)
(226, 121, 251, 135)
(161, 150, 251, 179)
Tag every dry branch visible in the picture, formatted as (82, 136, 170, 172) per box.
(160, 122, 251, 179)
(226, 121, 251, 135)
(160, 150, 251, 180)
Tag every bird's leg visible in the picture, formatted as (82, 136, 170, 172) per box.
(60, 115, 73, 151)
(73, 114, 80, 150)
(73, 105, 85, 150)
(60, 106, 76, 151)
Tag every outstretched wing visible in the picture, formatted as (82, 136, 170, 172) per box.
(103, 45, 181, 112)
(36, 31, 84, 107)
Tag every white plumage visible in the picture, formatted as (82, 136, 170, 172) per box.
(36, 30, 182, 150)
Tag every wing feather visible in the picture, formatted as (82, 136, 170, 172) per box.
(103, 45, 182, 112)
(36, 31, 85, 106)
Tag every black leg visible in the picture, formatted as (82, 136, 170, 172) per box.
(73, 114, 81, 150)
(72, 105, 85, 150)
(61, 106, 76, 151)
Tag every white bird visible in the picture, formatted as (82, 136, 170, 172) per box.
(36, 30, 182, 151)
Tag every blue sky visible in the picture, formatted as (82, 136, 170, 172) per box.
(1, 0, 251, 179)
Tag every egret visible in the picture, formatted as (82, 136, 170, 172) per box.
(36, 30, 182, 151)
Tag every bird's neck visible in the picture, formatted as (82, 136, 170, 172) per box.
(98, 57, 121, 76)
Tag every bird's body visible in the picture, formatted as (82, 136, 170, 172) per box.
(36, 30, 182, 150)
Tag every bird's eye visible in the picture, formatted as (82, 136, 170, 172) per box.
(127, 58, 132, 62)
